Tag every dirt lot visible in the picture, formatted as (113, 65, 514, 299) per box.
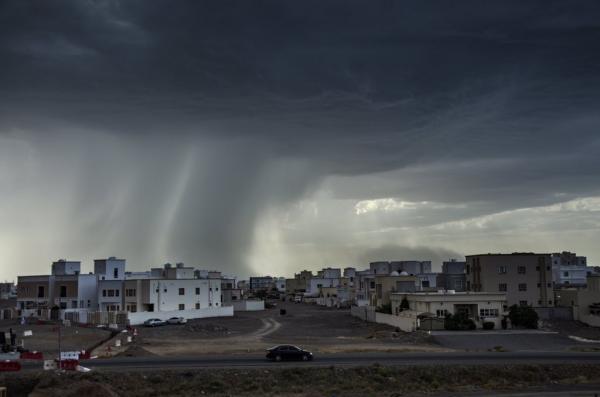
(0, 319, 112, 356)
(129, 301, 444, 356)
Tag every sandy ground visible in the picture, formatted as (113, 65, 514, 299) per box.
(0, 319, 112, 356)
(128, 301, 446, 356)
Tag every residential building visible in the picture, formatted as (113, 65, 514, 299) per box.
(466, 253, 554, 308)
(95, 257, 126, 311)
(369, 261, 432, 275)
(285, 270, 313, 296)
(551, 252, 588, 286)
(0, 282, 16, 300)
(249, 276, 274, 291)
(372, 272, 419, 307)
(391, 291, 506, 329)
(556, 274, 600, 327)
(437, 259, 466, 292)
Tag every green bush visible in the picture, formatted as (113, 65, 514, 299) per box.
(444, 313, 477, 330)
(482, 321, 495, 330)
(508, 305, 539, 329)
(376, 303, 392, 314)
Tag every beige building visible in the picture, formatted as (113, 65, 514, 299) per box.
(391, 291, 507, 329)
(285, 270, 313, 296)
(466, 253, 554, 308)
(557, 274, 600, 327)
(372, 273, 418, 307)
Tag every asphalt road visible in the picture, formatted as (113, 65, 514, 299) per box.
(20, 351, 600, 372)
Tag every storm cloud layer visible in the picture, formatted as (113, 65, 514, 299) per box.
(1, 1, 599, 279)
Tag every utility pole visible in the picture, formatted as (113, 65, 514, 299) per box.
(57, 297, 62, 371)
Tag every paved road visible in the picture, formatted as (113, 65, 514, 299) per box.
(21, 351, 600, 371)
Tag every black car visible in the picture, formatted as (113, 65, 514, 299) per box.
(266, 345, 313, 362)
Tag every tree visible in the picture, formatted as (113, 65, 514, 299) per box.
(508, 305, 539, 329)
(400, 296, 410, 311)
(376, 303, 392, 314)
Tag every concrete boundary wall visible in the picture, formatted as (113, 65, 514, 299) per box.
(534, 307, 573, 321)
(375, 312, 419, 332)
(233, 300, 264, 311)
(350, 305, 376, 322)
(580, 314, 600, 327)
(128, 306, 233, 325)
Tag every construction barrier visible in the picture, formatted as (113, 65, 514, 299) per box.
(0, 361, 21, 372)
(20, 351, 44, 360)
(58, 359, 79, 371)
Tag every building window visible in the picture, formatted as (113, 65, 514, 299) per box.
(126, 289, 136, 297)
(537, 283, 541, 288)
(538, 300, 542, 305)
(519, 300, 528, 307)
(115, 289, 120, 297)
(422, 280, 430, 288)
(563, 271, 569, 277)
(497, 266, 507, 274)
(548, 300, 552, 305)
(179, 288, 185, 296)
(103, 290, 107, 297)
(518, 266, 526, 274)
(179, 304, 185, 310)
(436, 309, 448, 318)
(518, 283, 527, 291)
(195, 288, 200, 295)
(108, 290, 115, 297)
(536, 266, 540, 271)
(195, 303, 200, 309)
(37, 286, 45, 298)
(370, 282, 375, 289)
(466, 265, 470, 274)
(498, 283, 507, 292)
(479, 308, 499, 317)
(60, 286, 67, 298)
(547, 283, 552, 288)
(114, 268, 119, 279)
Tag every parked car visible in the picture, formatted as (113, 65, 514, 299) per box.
(143, 318, 165, 327)
(167, 317, 187, 325)
(266, 345, 313, 362)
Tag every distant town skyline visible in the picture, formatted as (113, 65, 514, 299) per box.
(1, 1, 600, 282)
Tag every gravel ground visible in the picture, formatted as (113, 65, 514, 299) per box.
(0, 319, 112, 355)
(131, 301, 442, 356)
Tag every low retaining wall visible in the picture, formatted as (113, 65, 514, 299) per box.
(534, 307, 573, 321)
(232, 300, 264, 312)
(128, 306, 233, 325)
(375, 312, 419, 332)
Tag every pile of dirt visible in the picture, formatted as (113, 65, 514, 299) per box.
(184, 323, 229, 334)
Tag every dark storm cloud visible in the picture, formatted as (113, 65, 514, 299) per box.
(1, 1, 599, 277)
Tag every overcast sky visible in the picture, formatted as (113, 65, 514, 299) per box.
(1, 1, 599, 281)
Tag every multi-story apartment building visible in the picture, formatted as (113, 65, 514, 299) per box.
(437, 259, 466, 292)
(17, 259, 97, 315)
(551, 252, 588, 286)
(249, 276, 274, 291)
(95, 257, 126, 311)
(466, 253, 554, 308)
(285, 270, 313, 296)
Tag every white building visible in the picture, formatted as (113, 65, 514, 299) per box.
(95, 257, 126, 311)
(552, 252, 589, 286)
(391, 291, 507, 329)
